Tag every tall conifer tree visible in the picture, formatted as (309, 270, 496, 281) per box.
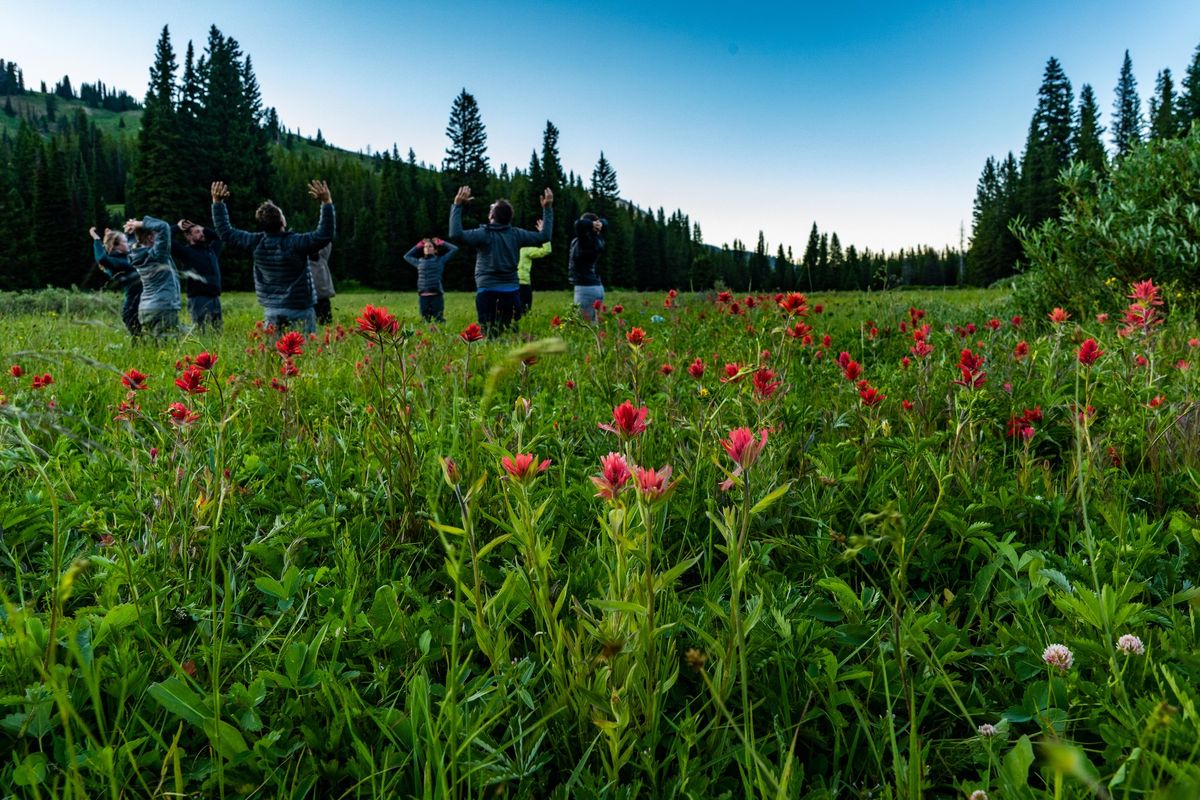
(1072, 83, 1107, 172)
(1149, 68, 1179, 140)
(1111, 50, 1143, 157)
(443, 89, 489, 193)
(1181, 43, 1200, 131)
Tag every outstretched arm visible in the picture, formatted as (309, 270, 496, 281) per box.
(449, 187, 488, 246)
(514, 206, 553, 246)
(291, 201, 336, 256)
(210, 183, 262, 251)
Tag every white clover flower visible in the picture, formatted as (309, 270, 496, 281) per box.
(977, 723, 997, 737)
(1042, 643, 1074, 672)
(1116, 634, 1145, 656)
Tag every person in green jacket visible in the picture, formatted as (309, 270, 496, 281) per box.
(517, 218, 551, 313)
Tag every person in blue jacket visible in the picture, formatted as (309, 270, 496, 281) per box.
(403, 237, 459, 323)
(449, 185, 552, 335)
(211, 179, 335, 334)
(89, 226, 142, 336)
(122, 215, 181, 336)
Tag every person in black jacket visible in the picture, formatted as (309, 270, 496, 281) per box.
(211, 179, 335, 334)
(173, 219, 224, 332)
(569, 213, 607, 322)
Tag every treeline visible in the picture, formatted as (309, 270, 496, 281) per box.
(1, 32, 964, 294)
(968, 43, 1200, 286)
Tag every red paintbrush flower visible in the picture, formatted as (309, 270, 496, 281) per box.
(356, 304, 399, 336)
(459, 323, 485, 343)
(174, 365, 207, 394)
(688, 357, 705, 379)
(122, 368, 149, 390)
(1077, 338, 1104, 367)
(501, 453, 551, 483)
(753, 367, 780, 399)
(193, 352, 218, 371)
(276, 331, 305, 358)
(166, 402, 200, 426)
(635, 464, 678, 503)
(590, 452, 632, 500)
(599, 400, 649, 438)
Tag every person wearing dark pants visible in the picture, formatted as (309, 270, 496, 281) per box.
(89, 226, 142, 336)
(404, 238, 459, 323)
(308, 244, 335, 325)
(449, 184, 552, 336)
(517, 219, 551, 313)
(569, 213, 608, 322)
(172, 220, 224, 332)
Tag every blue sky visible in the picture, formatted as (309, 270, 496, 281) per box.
(3, 1, 1198, 255)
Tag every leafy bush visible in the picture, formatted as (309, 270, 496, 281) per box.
(1014, 125, 1200, 320)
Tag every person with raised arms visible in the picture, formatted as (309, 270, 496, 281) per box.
(172, 218, 224, 332)
(210, 179, 335, 334)
(122, 215, 181, 337)
(403, 237, 459, 323)
(89, 225, 142, 336)
(449, 185, 552, 336)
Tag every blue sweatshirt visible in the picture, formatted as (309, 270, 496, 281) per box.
(127, 217, 181, 311)
(213, 201, 335, 311)
(449, 204, 552, 291)
(92, 241, 140, 289)
(403, 241, 459, 293)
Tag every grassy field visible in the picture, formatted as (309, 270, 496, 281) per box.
(2, 285, 1199, 798)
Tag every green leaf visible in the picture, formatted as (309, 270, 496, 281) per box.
(12, 752, 46, 787)
(201, 717, 249, 759)
(95, 603, 139, 647)
(1000, 735, 1035, 797)
(147, 677, 207, 727)
(588, 599, 648, 617)
(254, 576, 287, 599)
(750, 482, 792, 516)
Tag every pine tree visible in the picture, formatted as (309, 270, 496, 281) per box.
(442, 89, 489, 193)
(801, 222, 819, 292)
(32, 143, 77, 287)
(1182, 43, 1200, 133)
(132, 25, 186, 215)
(1111, 50, 1143, 157)
(539, 120, 563, 193)
(1020, 57, 1074, 226)
(1149, 68, 1179, 140)
(590, 151, 619, 218)
(1072, 83, 1107, 172)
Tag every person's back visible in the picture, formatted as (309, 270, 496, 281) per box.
(449, 185, 553, 334)
(211, 179, 335, 332)
(127, 217, 181, 312)
(568, 213, 607, 321)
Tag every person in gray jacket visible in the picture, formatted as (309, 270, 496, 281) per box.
(122, 215, 181, 336)
(449, 185, 552, 335)
(211, 179, 335, 334)
(308, 243, 335, 325)
(403, 237, 459, 323)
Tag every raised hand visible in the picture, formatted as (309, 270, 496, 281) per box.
(535, 219, 544, 232)
(123, 218, 142, 235)
(89, 226, 100, 240)
(177, 219, 194, 231)
(307, 179, 332, 204)
(454, 186, 474, 206)
(540, 188, 554, 208)
(211, 181, 230, 202)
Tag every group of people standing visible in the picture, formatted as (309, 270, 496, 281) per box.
(90, 178, 609, 338)
(90, 179, 337, 337)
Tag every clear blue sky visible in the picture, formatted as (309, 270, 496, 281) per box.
(3, 1, 1198, 255)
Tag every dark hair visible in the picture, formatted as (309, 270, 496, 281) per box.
(490, 199, 514, 225)
(256, 201, 285, 233)
(580, 212, 599, 223)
